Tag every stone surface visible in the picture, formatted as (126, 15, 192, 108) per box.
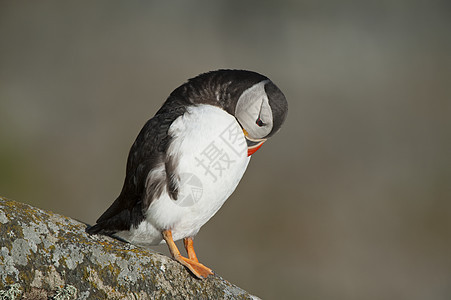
(0, 197, 259, 299)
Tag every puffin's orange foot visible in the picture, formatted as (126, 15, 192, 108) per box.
(162, 230, 213, 279)
(175, 255, 214, 279)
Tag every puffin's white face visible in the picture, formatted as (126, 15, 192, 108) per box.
(235, 80, 273, 155)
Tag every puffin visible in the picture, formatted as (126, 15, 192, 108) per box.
(87, 69, 288, 278)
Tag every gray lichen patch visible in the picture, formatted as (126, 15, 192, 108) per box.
(11, 239, 31, 266)
(21, 223, 45, 253)
(0, 208, 9, 224)
(89, 244, 117, 267)
(0, 246, 20, 282)
(63, 244, 85, 270)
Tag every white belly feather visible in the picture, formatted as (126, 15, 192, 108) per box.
(116, 105, 250, 246)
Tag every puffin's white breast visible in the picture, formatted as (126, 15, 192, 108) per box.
(119, 105, 250, 246)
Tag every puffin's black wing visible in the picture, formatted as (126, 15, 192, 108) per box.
(86, 105, 187, 235)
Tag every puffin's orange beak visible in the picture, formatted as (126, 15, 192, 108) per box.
(243, 129, 266, 156)
(247, 141, 265, 156)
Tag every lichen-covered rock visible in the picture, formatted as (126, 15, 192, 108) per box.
(0, 197, 259, 299)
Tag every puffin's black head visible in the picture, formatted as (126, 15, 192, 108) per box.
(229, 71, 288, 155)
(169, 69, 288, 156)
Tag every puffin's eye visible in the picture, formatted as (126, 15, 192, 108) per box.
(256, 117, 265, 127)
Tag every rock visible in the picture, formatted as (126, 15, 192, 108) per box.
(0, 196, 259, 299)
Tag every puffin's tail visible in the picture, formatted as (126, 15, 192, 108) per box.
(85, 223, 103, 235)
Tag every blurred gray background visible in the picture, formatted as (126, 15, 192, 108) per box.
(1, 1, 450, 299)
